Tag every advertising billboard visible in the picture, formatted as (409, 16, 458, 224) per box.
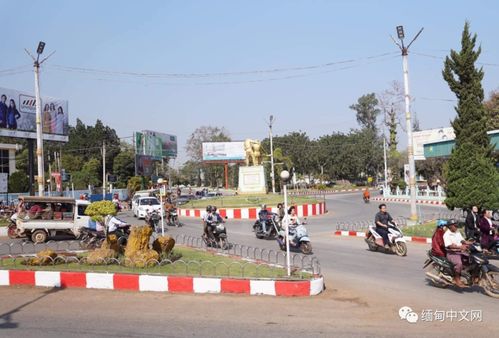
(202, 142, 245, 161)
(0, 87, 69, 142)
(135, 130, 177, 159)
(413, 127, 455, 160)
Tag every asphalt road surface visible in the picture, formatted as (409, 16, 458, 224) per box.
(1, 192, 497, 337)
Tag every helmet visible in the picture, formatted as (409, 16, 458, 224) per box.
(206, 205, 213, 212)
(436, 219, 447, 228)
(212, 206, 217, 212)
(261, 204, 267, 209)
(447, 218, 458, 226)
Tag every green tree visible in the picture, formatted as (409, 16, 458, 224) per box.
(349, 93, 381, 132)
(72, 158, 102, 189)
(8, 171, 30, 193)
(127, 176, 143, 196)
(113, 148, 135, 188)
(442, 22, 499, 210)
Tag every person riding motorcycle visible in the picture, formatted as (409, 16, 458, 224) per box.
(443, 219, 472, 288)
(374, 204, 397, 248)
(164, 198, 175, 224)
(203, 205, 216, 240)
(431, 219, 448, 257)
(105, 215, 128, 234)
(363, 188, 370, 201)
(258, 204, 270, 233)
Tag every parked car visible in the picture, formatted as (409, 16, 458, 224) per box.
(133, 196, 164, 219)
(176, 194, 197, 205)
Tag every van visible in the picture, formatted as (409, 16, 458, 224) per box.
(13, 196, 91, 243)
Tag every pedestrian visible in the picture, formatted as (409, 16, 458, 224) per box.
(464, 205, 480, 240)
(478, 210, 496, 253)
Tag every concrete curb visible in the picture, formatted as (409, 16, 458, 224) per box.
(371, 197, 445, 206)
(333, 230, 432, 244)
(179, 202, 326, 219)
(0, 270, 324, 297)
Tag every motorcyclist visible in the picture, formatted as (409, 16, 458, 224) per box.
(443, 219, 471, 287)
(258, 204, 270, 234)
(164, 198, 175, 224)
(105, 215, 128, 234)
(203, 205, 215, 239)
(212, 206, 224, 223)
(374, 204, 396, 248)
(363, 188, 370, 201)
(431, 219, 448, 257)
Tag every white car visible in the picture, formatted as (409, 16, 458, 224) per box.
(133, 197, 164, 219)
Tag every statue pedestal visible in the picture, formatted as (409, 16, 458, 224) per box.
(238, 166, 267, 194)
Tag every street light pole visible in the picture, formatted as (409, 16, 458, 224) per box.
(158, 178, 165, 236)
(280, 170, 291, 276)
(25, 42, 55, 197)
(392, 26, 423, 221)
(34, 53, 44, 196)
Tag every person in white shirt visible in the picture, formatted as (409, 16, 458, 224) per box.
(443, 220, 470, 287)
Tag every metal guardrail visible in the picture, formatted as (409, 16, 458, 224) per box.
(0, 235, 321, 279)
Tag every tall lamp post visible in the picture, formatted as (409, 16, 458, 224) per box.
(280, 170, 291, 276)
(157, 178, 166, 236)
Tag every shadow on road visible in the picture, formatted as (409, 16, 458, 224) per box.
(0, 287, 61, 329)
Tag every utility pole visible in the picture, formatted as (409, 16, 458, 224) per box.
(391, 26, 423, 221)
(383, 137, 388, 196)
(102, 142, 106, 199)
(267, 115, 276, 193)
(25, 42, 54, 196)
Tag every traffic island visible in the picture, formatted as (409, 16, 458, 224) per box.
(0, 245, 324, 297)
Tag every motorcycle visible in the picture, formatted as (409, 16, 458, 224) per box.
(79, 220, 131, 250)
(363, 196, 370, 204)
(365, 223, 408, 256)
(202, 219, 229, 250)
(276, 220, 312, 254)
(423, 242, 499, 298)
(167, 207, 180, 227)
(145, 210, 162, 231)
(253, 213, 281, 239)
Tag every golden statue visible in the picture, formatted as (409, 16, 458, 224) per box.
(244, 139, 262, 166)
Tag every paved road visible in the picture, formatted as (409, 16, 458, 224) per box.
(0, 192, 497, 337)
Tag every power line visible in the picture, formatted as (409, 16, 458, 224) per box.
(412, 51, 499, 67)
(45, 51, 398, 79)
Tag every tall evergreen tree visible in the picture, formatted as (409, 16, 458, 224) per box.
(442, 22, 499, 210)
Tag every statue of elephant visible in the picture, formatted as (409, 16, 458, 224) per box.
(244, 139, 262, 166)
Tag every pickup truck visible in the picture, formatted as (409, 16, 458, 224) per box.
(13, 196, 91, 243)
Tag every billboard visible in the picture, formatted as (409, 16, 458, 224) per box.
(135, 130, 177, 159)
(202, 142, 245, 161)
(0, 87, 69, 142)
(413, 127, 455, 160)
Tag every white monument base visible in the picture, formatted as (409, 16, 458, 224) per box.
(238, 166, 267, 194)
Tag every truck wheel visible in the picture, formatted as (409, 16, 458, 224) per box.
(31, 230, 48, 244)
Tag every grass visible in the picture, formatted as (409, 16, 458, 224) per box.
(402, 221, 465, 238)
(0, 245, 311, 279)
(181, 195, 320, 208)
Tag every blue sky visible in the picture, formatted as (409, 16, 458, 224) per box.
(1, 0, 498, 164)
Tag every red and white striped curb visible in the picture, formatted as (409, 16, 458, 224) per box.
(0, 270, 324, 296)
(179, 202, 326, 219)
(333, 230, 432, 244)
(371, 197, 445, 206)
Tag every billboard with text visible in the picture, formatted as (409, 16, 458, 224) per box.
(413, 127, 455, 160)
(202, 142, 245, 161)
(0, 87, 69, 142)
